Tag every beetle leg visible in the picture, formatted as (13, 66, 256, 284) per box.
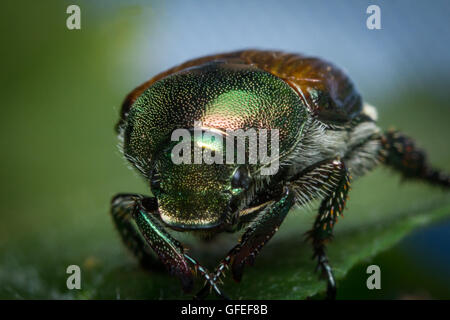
(111, 193, 166, 270)
(381, 129, 450, 188)
(304, 160, 350, 300)
(111, 193, 220, 294)
(195, 187, 295, 299)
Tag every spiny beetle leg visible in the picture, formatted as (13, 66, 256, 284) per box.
(196, 187, 295, 299)
(304, 159, 350, 300)
(381, 129, 450, 188)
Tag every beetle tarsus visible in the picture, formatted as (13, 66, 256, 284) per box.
(314, 248, 337, 300)
(183, 253, 229, 299)
(381, 129, 450, 188)
(193, 284, 210, 300)
(193, 277, 230, 300)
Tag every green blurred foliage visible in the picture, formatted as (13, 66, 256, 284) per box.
(0, 1, 449, 299)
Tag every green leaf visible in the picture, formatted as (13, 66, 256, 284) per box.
(1, 169, 449, 300)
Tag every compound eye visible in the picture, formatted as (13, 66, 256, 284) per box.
(151, 179, 160, 192)
(231, 167, 251, 190)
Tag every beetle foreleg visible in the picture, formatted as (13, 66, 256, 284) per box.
(111, 193, 221, 295)
(381, 129, 450, 188)
(111, 193, 163, 270)
(303, 160, 350, 300)
(195, 187, 295, 299)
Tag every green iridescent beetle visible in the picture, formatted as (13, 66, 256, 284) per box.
(112, 50, 450, 299)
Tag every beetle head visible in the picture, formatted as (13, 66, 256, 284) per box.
(151, 132, 248, 231)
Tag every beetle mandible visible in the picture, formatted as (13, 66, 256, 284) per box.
(111, 50, 450, 299)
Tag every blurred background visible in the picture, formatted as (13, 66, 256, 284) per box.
(0, 0, 449, 299)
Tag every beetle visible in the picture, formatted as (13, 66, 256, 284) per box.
(111, 50, 450, 299)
